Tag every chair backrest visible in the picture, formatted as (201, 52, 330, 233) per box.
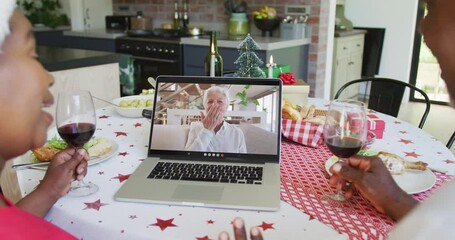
(448, 131, 455, 149)
(334, 77, 431, 129)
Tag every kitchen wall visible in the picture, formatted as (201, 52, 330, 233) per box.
(113, 0, 332, 98)
(345, 0, 419, 86)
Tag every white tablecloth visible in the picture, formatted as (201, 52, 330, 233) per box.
(14, 106, 344, 240)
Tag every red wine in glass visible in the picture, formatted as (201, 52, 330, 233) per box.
(56, 90, 98, 197)
(326, 136, 363, 159)
(57, 122, 96, 148)
(323, 99, 367, 201)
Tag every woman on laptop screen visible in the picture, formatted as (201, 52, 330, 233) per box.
(185, 86, 247, 153)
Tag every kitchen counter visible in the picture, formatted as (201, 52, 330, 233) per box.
(37, 46, 121, 72)
(334, 29, 367, 37)
(181, 35, 311, 50)
(63, 28, 126, 39)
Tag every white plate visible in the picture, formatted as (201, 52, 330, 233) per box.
(23, 139, 119, 170)
(324, 156, 436, 194)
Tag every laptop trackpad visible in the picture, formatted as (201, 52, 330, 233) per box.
(172, 185, 224, 201)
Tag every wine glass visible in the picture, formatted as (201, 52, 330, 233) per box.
(56, 90, 98, 197)
(323, 99, 368, 201)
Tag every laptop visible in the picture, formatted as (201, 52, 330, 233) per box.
(115, 76, 282, 211)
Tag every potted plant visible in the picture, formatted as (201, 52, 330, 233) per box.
(235, 85, 259, 110)
(20, 0, 69, 28)
(224, 0, 249, 36)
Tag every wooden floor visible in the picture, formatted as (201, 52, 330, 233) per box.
(397, 101, 455, 154)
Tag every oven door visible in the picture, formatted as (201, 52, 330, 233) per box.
(125, 56, 182, 95)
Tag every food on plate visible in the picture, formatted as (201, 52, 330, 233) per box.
(378, 151, 428, 175)
(282, 98, 326, 124)
(32, 146, 61, 162)
(31, 136, 113, 161)
(87, 138, 113, 157)
(119, 99, 153, 108)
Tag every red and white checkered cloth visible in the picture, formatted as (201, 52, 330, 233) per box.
(281, 119, 324, 147)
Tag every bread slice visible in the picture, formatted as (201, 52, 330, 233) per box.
(32, 146, 61, 162)
(378, 151, 428, 175)
(88, 141, 112, 157)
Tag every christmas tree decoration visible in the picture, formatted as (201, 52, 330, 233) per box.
(233, 34, 266, 78)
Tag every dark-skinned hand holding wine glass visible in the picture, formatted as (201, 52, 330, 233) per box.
(56, 90, 98, 197)
(323, 99, 367, 201)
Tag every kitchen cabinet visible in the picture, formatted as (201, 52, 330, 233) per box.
(331, 33, 365, 99)
(181, 36, 310, 80)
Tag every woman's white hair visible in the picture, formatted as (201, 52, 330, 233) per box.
(0, 0, 17, 50)
(203, 86, 230, 110)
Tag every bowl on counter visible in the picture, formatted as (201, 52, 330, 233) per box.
(111, 95, 153, 118)
(253, 18, 281, 37)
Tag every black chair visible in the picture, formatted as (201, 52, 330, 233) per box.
(334, 77, 431, 129)
(448, 131, 455, 149)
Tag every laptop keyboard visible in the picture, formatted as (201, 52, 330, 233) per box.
(147, 162, 263, 185)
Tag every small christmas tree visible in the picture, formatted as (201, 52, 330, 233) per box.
(233, 34, 266, 78)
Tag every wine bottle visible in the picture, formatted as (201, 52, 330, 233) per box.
(182, 0, 189, 28)
(204, 31, 223, 77)
(173, 0, 181, 29)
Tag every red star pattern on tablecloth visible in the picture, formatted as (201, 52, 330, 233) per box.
(207, 219, 214, 224)
(83, 199, 108, 211)
(119, 152, 128, 156)
(196, 236, 211, 240)
(394, 121, 402, 125)
(404, 151, 421, 158)
(134, 123, 142, 127)
(444, 159, 455, 164)
(399, 139, 414, 144)
(112, 174, 131, 183)
(114, 131, 128, 137)
(399, 130, 407, 134)
(98, 115, 110, 119)
(151, 218, 177, 231)
(129, 215, 137, 219)
(258, 222, 274, 231)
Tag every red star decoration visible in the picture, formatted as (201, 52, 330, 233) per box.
(114, 131, 128, 137)
(207, 219, 215, 224)
(134, 123, 142, 128)
(399, 131, 407, 134)
(444, 159, 455, 164)
(399, 139, 414, 144)
(151, 218, 177, 231)
(404, 151, 421, 158)
(119, 152, 128, 156)
(112, 174, 131, 182)
(258, 221, 274, 231)
(98, 115, 110, 119)
(129, 215, 137, 219)
(196, 236, 211, 240)
(98, 171, 104, 175)
(394, 121, 402, 125)
(83, 199, 108, 211)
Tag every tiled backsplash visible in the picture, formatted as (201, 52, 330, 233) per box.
(113, 0, 330, 98)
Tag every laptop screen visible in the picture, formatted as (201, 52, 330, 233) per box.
(148, 76, 282, 163)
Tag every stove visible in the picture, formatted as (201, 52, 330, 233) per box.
(115, 29, 193, 95)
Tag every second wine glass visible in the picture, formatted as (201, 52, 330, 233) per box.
(323, 99, 368, 201)
(56, 90, 98, 197)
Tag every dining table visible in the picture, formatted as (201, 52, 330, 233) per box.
(13, 98, 454, 240)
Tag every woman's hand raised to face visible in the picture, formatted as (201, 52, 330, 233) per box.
(201, 104, 224, 132)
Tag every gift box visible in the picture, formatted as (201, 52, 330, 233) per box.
(281, 119, 324, 147)
(367, 114, 385, 139)
(261, 65, 291, 78)
(282, 79, 310, 107)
